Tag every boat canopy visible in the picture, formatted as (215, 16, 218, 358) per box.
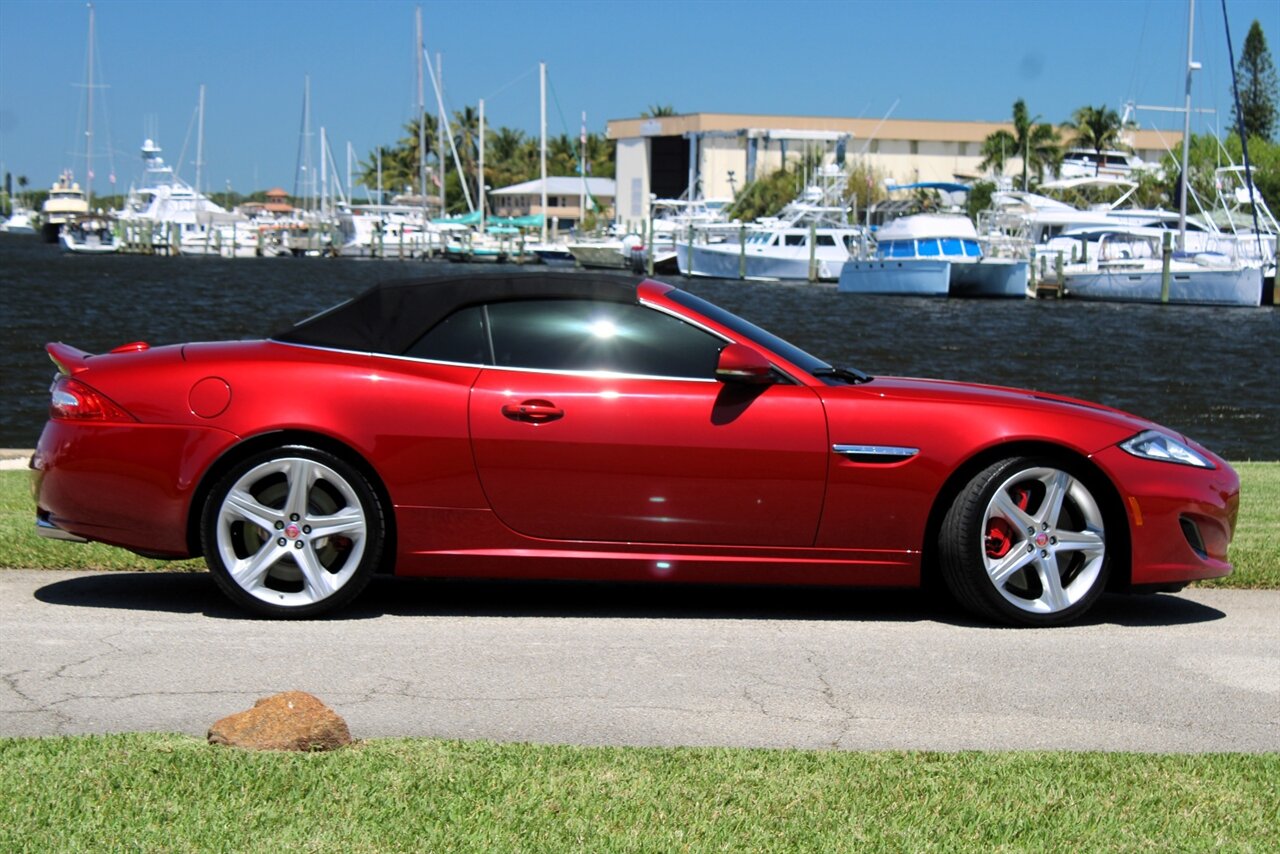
(886, 182, 971, 194)
(486, 214, 544, 228)
(432, 211, 545, 229)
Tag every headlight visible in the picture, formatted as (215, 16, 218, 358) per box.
(1120, 430, 1215, 469)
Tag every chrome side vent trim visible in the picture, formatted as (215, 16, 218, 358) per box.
(832, 444, 920, 463)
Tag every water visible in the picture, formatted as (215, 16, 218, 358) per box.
(1, 233, 1275, 459)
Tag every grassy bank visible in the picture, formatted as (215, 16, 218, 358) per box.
(1, 734, 1276, 851)
(2, 463, 1276, 585)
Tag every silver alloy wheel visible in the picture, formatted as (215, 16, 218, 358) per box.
(215, 456, 368, 607)
(979, 466, 1106, 616)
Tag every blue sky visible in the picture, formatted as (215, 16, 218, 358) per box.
(1, 0, 1277, 196)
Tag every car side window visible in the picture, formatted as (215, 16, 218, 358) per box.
(486, 299, 723, 379)
(404, 304, 489, 364)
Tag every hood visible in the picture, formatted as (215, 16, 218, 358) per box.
(825, 375, 1159, 453)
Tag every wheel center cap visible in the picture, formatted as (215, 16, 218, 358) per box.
(1034, 532, 1050, 548)
(285, 523, 301, 540)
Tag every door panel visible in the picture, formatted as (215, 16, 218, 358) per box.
(469, 371, 829, 546)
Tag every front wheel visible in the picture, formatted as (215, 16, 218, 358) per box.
(201, 446, 385, 618)
(939, 456, 1111, 626)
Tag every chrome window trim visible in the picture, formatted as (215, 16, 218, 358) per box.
(271, 339, 721, 384)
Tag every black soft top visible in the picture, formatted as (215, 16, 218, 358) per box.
(273, 272, 641, 355)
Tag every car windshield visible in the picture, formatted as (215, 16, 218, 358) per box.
(665, 288, 847, 379)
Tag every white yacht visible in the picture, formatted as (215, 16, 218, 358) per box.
(0, 205, 37, 234)
(40, 173, 89, 243)
(336, 206, 435, 259)
(676, 170, 858, 282)
(117, 139, 253, 255)
(1059, 148, 1155, 180)
(839, 213, 1028, 297)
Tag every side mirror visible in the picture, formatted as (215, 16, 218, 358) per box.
(715, 343, 775, 385)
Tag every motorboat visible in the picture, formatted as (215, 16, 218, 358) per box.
(336, 207, 435, 259)
(567, 232, 644, 270)
(676, 169, 858, 282)
(677, 221, 859, 281)
(1058, 147, 1156, 180)
(839, 213, 1028, 297)
(0, 205, 38, 234)
(526, 241, 576, 266)
(60, 214, 119, 254)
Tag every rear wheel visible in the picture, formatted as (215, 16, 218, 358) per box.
(939, 456, 1110, 626)
(201, 446, 384, 618)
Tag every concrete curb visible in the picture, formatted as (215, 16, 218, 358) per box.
(0, 450, 33, 471)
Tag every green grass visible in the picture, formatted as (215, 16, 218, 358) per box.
(1200, 461, 1280, 588)
(0, 469, 203, 571)
(2, 463, 1276, 585)
(1, 734, 1277, 852)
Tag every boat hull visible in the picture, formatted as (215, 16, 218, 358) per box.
(838, 259, 1028, 297)
(676, 242, 847, 281)
(1064, 266, 1263, 307)
(568, 244, 629, 269)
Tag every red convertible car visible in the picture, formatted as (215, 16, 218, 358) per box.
(32, 274, 1238, 625)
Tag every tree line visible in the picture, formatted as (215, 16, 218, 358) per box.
(356, 110, 615, 215)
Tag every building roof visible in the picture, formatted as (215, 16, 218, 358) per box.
(492, 177, 616, 197)
(606, 112, 1178, 150)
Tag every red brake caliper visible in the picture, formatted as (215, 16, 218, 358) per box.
(985, 487, 1030, 558)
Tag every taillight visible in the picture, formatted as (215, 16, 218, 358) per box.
(49, 376, 135, 422)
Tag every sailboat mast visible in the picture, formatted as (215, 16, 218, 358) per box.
(540, 61, 547, 243)
(580, 111, 587, 228)
(195, 83, 205, 203)
(479, 98, 485, 233)
(85, 3, 94, 207)
(1178, 0, 1198, 251)
(416, 6, 426, 220)
(320, 126, 328, 214)
(437, 52, 446, 215)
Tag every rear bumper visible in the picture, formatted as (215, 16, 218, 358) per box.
(35, 513, 89, 543)
(1090, 445, 1239, 586)
(32, 419, 238, 557)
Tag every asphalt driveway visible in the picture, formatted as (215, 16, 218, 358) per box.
(2, 570, 1277, 752)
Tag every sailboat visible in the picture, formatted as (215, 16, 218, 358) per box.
(1061, 0, 1264, 307)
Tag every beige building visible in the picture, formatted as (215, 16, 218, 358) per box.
(490, 177, 616, 230)
(606, 112, 1178, 230)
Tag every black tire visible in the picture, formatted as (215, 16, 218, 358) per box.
(939, 456, 1111, 627)
(200, 445, 385, 618)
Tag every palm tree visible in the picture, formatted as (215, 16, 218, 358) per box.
(641, 104, 677, 118)
(547, 133, 578, 177)
(1011, 99, 1061, 189)
(580, 132, 615, 177)
(1067, 105, 1124, 176)
(978, 129, 1016, 177)
(482, 126, 534, 192)
(359, 115, 441, 200)
(451, 106, 482, 209)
